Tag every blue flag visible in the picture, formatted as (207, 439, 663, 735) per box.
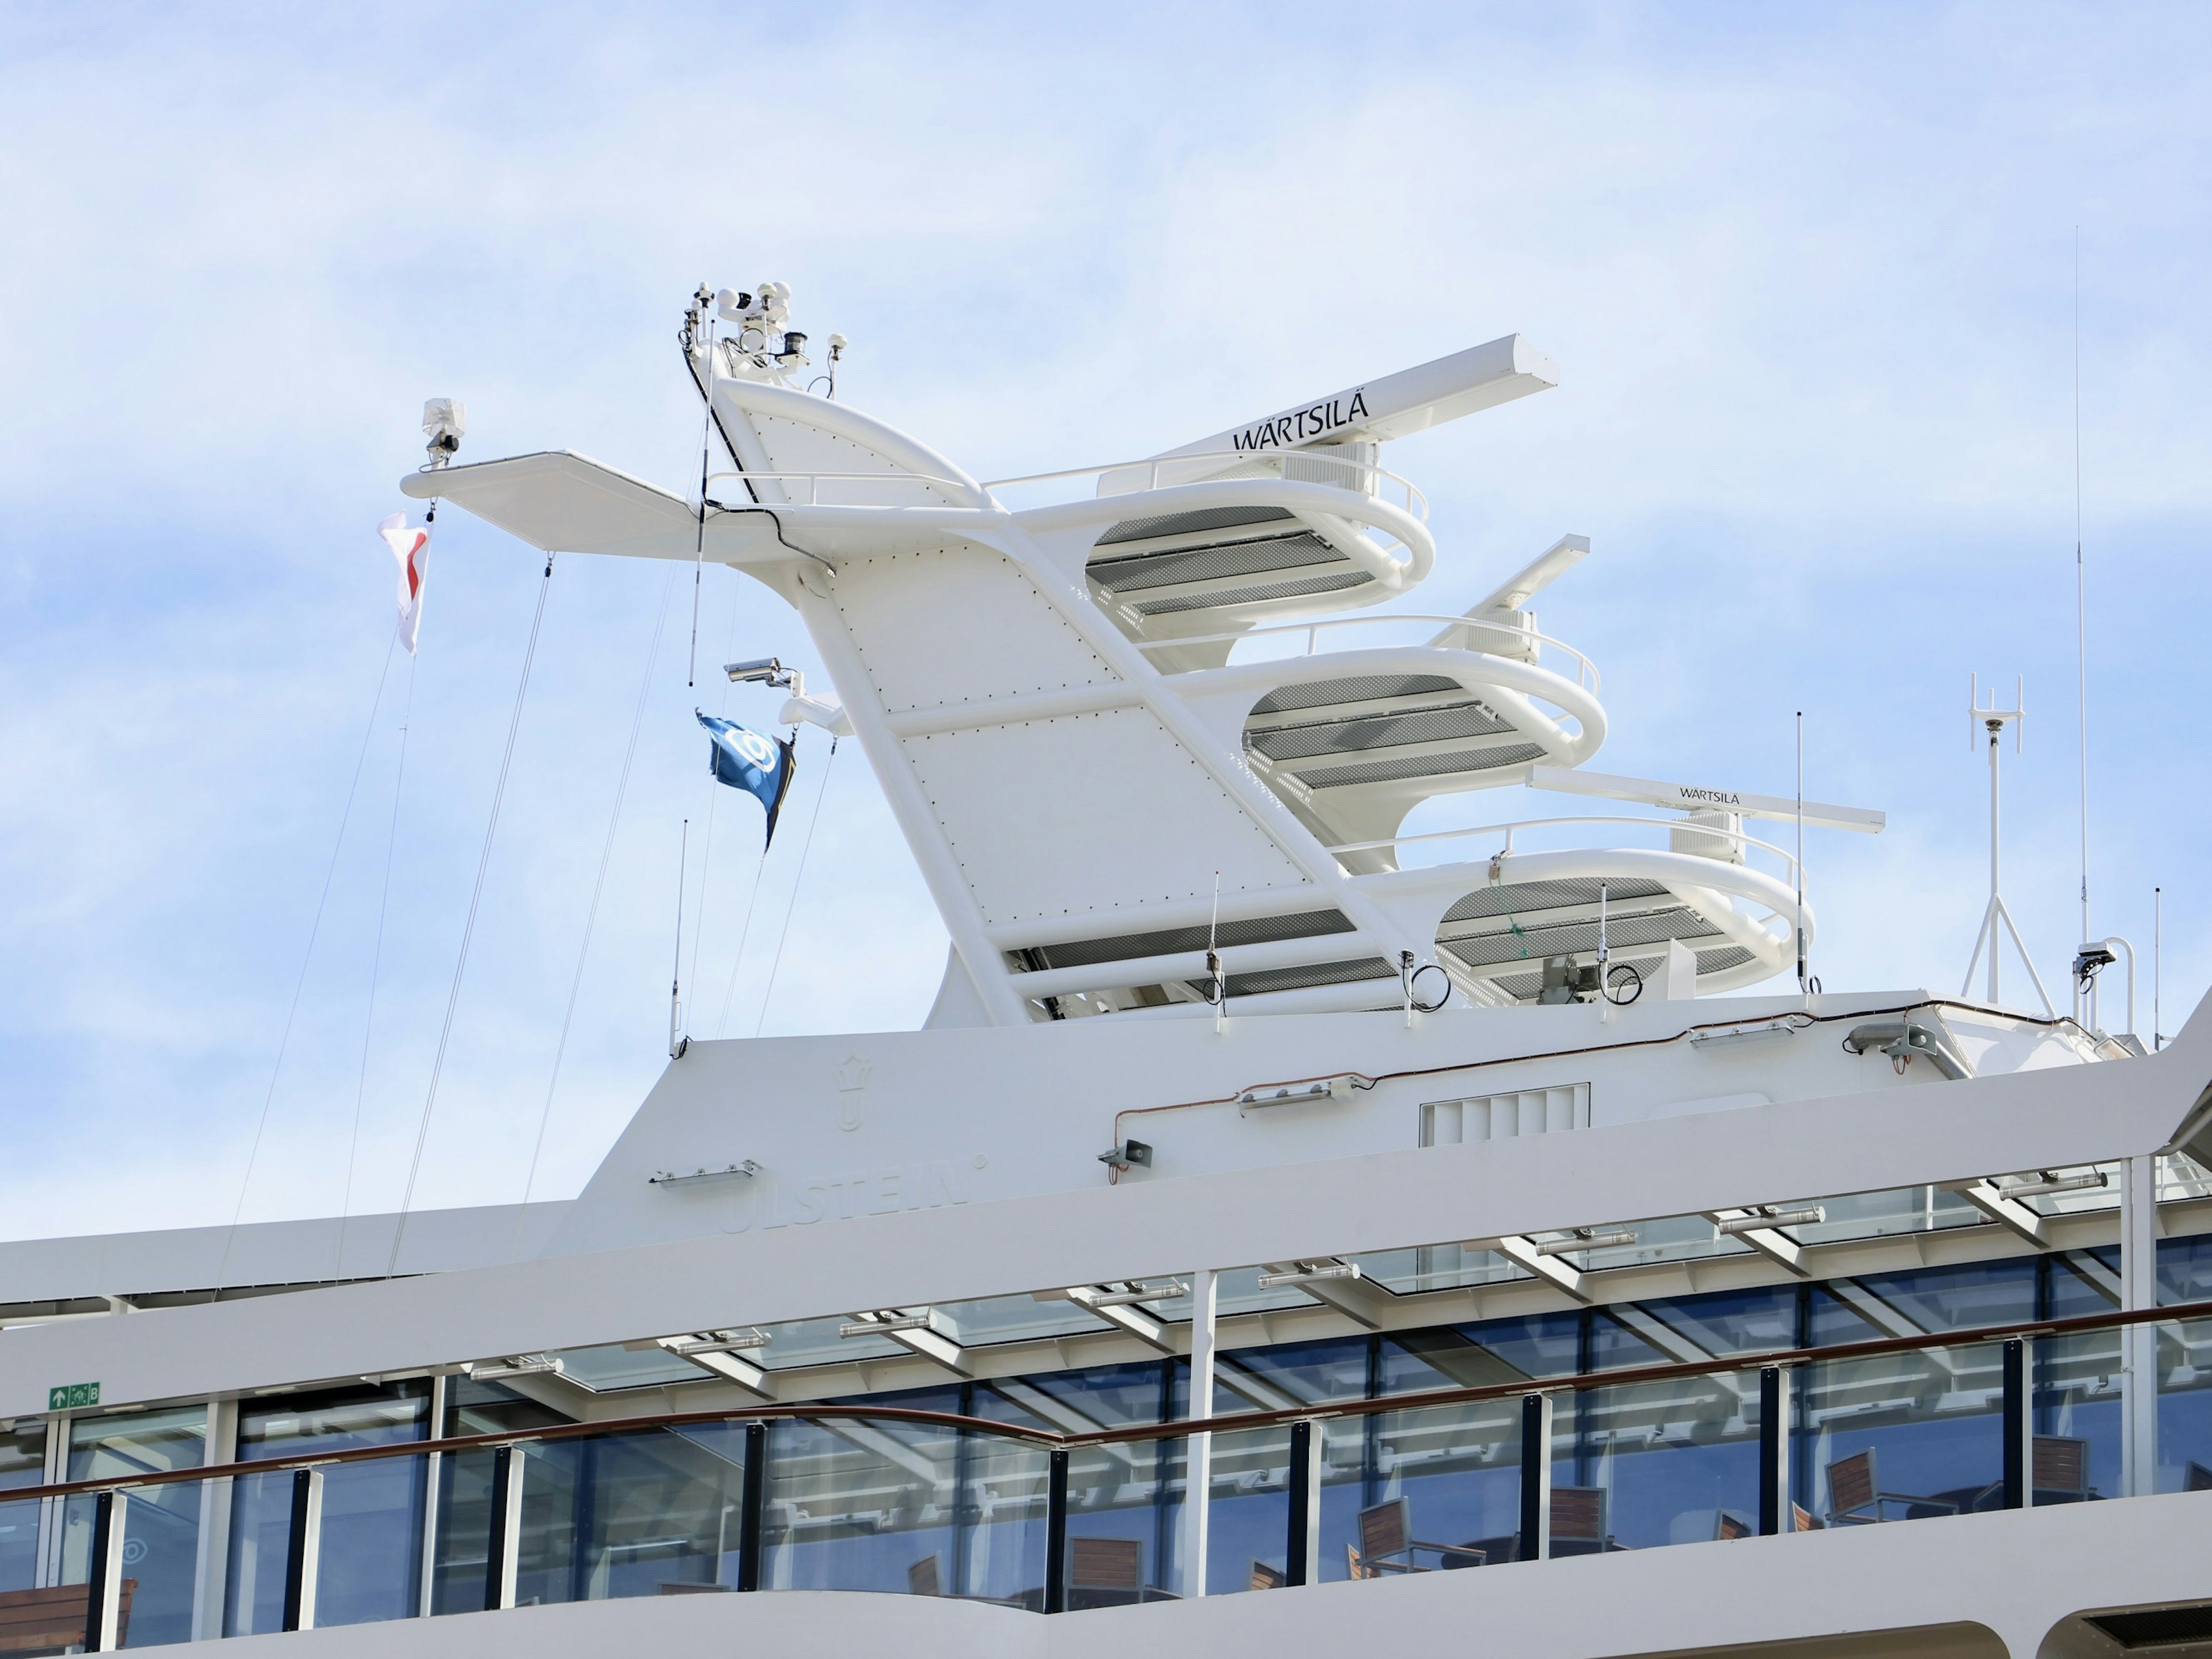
(697, 712, 798, 848)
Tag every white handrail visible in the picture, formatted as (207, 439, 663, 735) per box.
(1328, 813, 1802, 890)
(1140, 612, 1600, 696)
(981, 449, 1430, 523)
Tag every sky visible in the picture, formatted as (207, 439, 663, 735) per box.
(3, 2, 2209, 1243)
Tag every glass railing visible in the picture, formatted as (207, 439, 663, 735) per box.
(16, 1300, 2212, 1644)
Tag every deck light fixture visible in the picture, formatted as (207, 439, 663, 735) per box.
(1081, 1280, 1188, 1307)
(1256, 1262, 1362, 1289)
(649, 1161, 760, 1187)
(467, 1355, 563, 1381)
(1533, 1229, 1638, 1256)
(839, 1311, 941, 1339)
(2002, 1170, 2109, 1200)
(666, 1330, 771, 1356)
(1716, 1207, 1825, 1234)
(1236, 1074, 1370, 1110)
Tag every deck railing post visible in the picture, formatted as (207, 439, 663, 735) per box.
(1043, 1449, 1070, 1613)
(2002, 1338, 2030, 1509)
(281, 1467, 324, 1631)
(84, 1490, 128, 1653)
(1758, 1366, 1790, 1534)
(1285, 1419, 1320, 1586)
(483, 1446, 524, 1611)
(735, 1421, 768, 1592)
(1518, 1393, 1554, 1562)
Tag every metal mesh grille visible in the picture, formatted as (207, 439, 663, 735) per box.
(1093, 531, 1344, 594)
(1015, 909, 1355, 972)
(1298, 742, 1548, 789)
(1132, 570, 1372, 616)
(1218, 956, 1399, 998)
(1250, 675, 1462, 715)
(1093, 505, 1296, 547)
(1252, 704, 1518, 762)
(1442, 878, 1671, 923)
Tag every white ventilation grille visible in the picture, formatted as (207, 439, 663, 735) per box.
(1419, 1084, 1590, 1145)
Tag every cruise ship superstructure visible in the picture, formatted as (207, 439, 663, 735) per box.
(5, 282, 2211, 1659)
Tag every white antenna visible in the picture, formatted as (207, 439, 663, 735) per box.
(1961, 675, 2055, 1016)
(1794, 712, 1808, 998)
(2074, 228, 2091, 1017)
(2154, 886, 2164, 1051)
(669, 819, 690, 1059)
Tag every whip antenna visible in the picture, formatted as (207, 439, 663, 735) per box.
(671, 819, 690, 1059)
(2073, 228, 2092, 1014)
(1795, 712, 1808, 997)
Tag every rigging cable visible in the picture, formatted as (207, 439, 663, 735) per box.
(335, 646, 418, 1279)
(684, 573, 745, 1028)
(387, 550, 557, 1277)
(713, 828, 775, 1037)
(688, 315, 715, 687)
(513, 566, 680, 1240)
(214, 620, 400, 1294)
(752, 733, 840, 1037)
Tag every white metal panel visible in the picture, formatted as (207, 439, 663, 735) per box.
(832, 546, 1122, 714)
(901, 708, 1307, 927)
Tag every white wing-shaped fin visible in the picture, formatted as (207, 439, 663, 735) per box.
(1464, 534, 1591, 619)
(398, 452, 777, 563)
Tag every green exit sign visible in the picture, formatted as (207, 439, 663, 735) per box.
(48, 1382, 99, 1411)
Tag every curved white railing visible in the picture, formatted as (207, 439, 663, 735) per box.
(1327, 812, 1801, 893)
(983, 448, 1430, 523)
(1142, 612, 1600, 696)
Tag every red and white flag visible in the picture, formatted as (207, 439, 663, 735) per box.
(377, 513, 430, 654)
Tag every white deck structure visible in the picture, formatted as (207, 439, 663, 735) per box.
(2, 285, 2206, 1659)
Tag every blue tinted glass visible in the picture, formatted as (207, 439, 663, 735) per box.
(2048, 1249, 2120, 1319)
(1000, 1361, 1177, 1430)
(1225, 1338, 1370, 1407)
(2159, 1234, 2212, 1305)
(1445, 1312, 1582, 1380)
(0, 1424, 43, 1593)
(1588, 1310, 1665, 1372)
(1637, 1286, 1798, 1355)
(1851, 1261, 2036, 1331)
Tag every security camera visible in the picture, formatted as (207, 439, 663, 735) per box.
(716, 288, 754, 322)
(421, 398, 466, 465)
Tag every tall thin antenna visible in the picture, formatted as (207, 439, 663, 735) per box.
(2155, 885, 2164, 1051)
(2074, 226, 2090, 1012)
(670, 819, 690, 1059)
(1794, 713, 1807, 996)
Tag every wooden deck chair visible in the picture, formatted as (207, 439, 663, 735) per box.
(1249, 1559, 1286, 1590)
(1715, 1510, 1752, 1540)
(1069, 1536, 1146, 1605)
(2032, 1435, 2091, 1502)
(1825, 1448, 1957, 1524)
(1551, 1486, 1610, 1550)
(907, 1554, 943, 1597)
(0, 1580, 135, 1656)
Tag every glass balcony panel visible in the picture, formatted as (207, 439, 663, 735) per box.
(429, 1381, 574, 1615)
(997, 1359, 1184, 1431)
(1063, 1434, 1185, 1606)
(2157, 1153, 2212, 1203)
(1796, 1342, 2004, 1528)
(1350, 1244, 1528, 1294)
(1224, 1338, 1370, 1409)
(521, 1425, 749, 1603)
(1203, 1426, 1289, 1594)
(1633, 1286, 1798, 1358)
(0, 1420, 46, 1593)
(1555, 1374, 1758, 1551)
(1847, 1261, 2037, 1333)
(1432, 1313, 1583, 1384)
(2155, 1316, 2212, 1491)
(225, 1381, 431, 1634)
(760, 1418, 1048, 1604)
(1783, 1186, 1987, 1248)
(61, 1407, 207, 1648)
(2031, 1330, 2120, 1504)
(1322, 1396, 1519, 1580)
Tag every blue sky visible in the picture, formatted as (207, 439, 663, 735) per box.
(3, 2, 2209, 1241)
